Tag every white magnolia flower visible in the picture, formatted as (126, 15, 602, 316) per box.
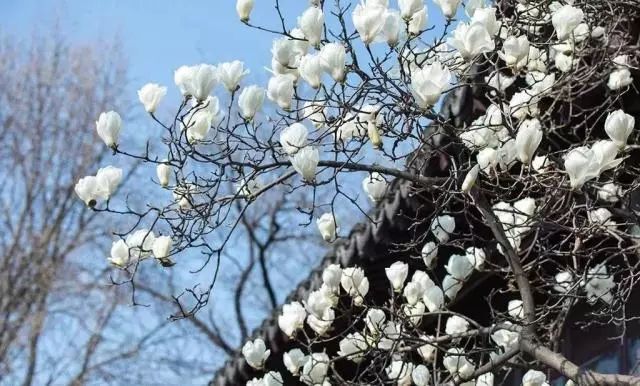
(462, 164, 480, 193)
(410, 61, 451, 109)
(448, 22, 495, 60)
(183, 109, 213, 143)
(137, 83, 167, 113)
(551, 5, 584, 41)
(385, 361, 413, 386)
(365, 308, 387, 334)
(337, 332, 368, 362)
(531, 155, 551, 173)
(307, 307, 335, 335)
(381, 10, 402, 46)
(526, 72, 555, 96)
(242, 339, 270, 370)
(588, 208, 616, 229)
(291, 146, 319, 182)
(299, 53, 324, 89)
(509, 90, 538, 120)
(236, 0, 254, 22)
(399, 0, 424, 20)
(431, 215, 455, 243)
(527, 46, 548, 73)
(497, 139, 518, 171)
(471, 7, 498, 36)
(238, 85, 265, 120)
(485, 71, 515, 94)
(320, 42, 346, 82)
(443, 348, 475, 378)
(605, 109, 635, 147)
(341, 267, 369, 305)
(477, 147, 498, 174)
(584, 265, 615, 304)
(316, 213, 337, 241)
(95, 166, 123, 200)
(352, 2, 387, 45)
(598, 183, 622, 203)
(96, 111, 122, 148)
(262, 372, 282, 386)
(491, 325, 520, 352)
(465, 247, 486, 270)
(299, 7, 324, 47)
(608, 69, 633, 91)
(412, 364, 430, 386)
(403, 281, 424, 305)
(592, 140, 623, 175)
(280, 123, 309, 155)
(443, 274, 463, 300)
(507, 299, 524, 319)
(465, 0, 485, 17)
(446, 254, 474, 281)
(417, 335, 437, 362)
(445, 315, 470, 335)
(152, 235, 172, 263)
(322, 264, 342, 292)
(564, 146, 599, 190)
(305, 289, 332, 319)
(515, 118, 543, 163)
(433, 0, 461, 18)
(125, 229, 156, 260)
(554, 52, 577, 73)
(157, 162, 171, 187)
(278, 301, 307, 337)
(421, 242, 438, 268)
(407, 7, 428, 36)
(267, 74, 296, 110)
(217, 60, 249, 92)
(477, 373, 495, 386)
(303, 101, 327, 128)
(385, 261, 409, 292)
(423, 285, 445, 311)
(554, 270, 574, 293)
(362, 172, 388, 202)
(500, 35, 530, 70)
(181, 64, 218, 101)
(522, 369, 548, 386)
(283, 349, 307, 376)
(301, 352, 330, 385)
(108, 239, 130, 267)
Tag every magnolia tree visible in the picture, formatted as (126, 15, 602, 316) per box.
(76, 0, 640, 384)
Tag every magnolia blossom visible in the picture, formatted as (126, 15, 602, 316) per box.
(417, 335, 437, 362)
(584, 265, 615, 304)
(75, 166, 123, 206)
(508, 299, 524, 319)
(157, 162, 171, 187)
(410, 61, 451, 109)
(403, 281, 424, 305)
(433, 0, 461, 18)
(588, 208, 617, 229)
(365, 308, 386, 335)
(291, 146, 319, 182)
(280, 123, 309, 155)
(421, 242, 438, 268)
(305, 289, 332, 319)
(461, 164, 479, 193)
(608, 68, 633, 91)
(302, 101, 327, 128)
(96, 111, 122, 148)
(407, 7, 428, 36)
(320, 42, 346, 82)
(352, 1, 387, 45)
(381, 10, 402, 46)
(399, 0, 424, 20)
(445, 315, 469, 335)
(477, 147, 498, 174)
(471, 7, 499, 36)
(443, 348, 475, 378)
(551, 5, 584, 41)
(385, 261, 409, 292)
(236, 0, 254, 22)
(316, 213, 337, 241)
(423, 285, 445, 311)
(299, 7, 324, 47)
(430, 215, 455, 243)
(411, 364, 430, 386)
(322, 264, 342, 293)
(278, 301, 307, 337)
(178, 64, 218, 101)
(262, 372, 282, 386)
(242, 339, 270, 370)
(598, 182, 622, 203)
(555, 52, 577, 73)
(307, 307, 335, 335)
(362, 172, 388, 202)
(564, 147, 599, 190)
(183, 109, 213, 143)
(301, 352, 330, 385)
(108, 239, 130, 267)
(337, 332, 368, 362)
(522, 369, 549, 386)
(500, 35, 530, 70)
(341, 267, 369, 305)
(152, 235, 173, 265)
(385, 361, 413, 386)
(217, 60, 249, 91)
(267, 74, 296, 110)
(491, 325, 520, 352)
(554, 271, 574, 293)
(445, 254, 474, 281)
(485, 71, 515, 94)
(465, 247, 486, 270)
(238, 85, 265, 120)
(515, 118, 543, 163)
(137, 83, 167, 113)
(448, 22, 495, 60)
(299, 53, 324, 89)
(283, 349, 307, 375)
(477, 373, 495, 386)
(604, 109, 635, 147)
(125, 229, 156, 260)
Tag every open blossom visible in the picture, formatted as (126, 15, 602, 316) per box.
(551, 5, 584, 41)
(380, 10, 401, 46)
(443, 348, 475, 378)
(508, 299, 524, 319)
(407, 7, 428, 35)
(411, 365, 430, 386)
(301, 352, 330, 385)
(236, 0, 254, 22)
(471, 7, 499, 36)
(584, 265, 615, 304)
(267, 74, 296, 110)
(564, 146, 599, 190)
(108, 239, 130, 267)
(278, 301, 307, 337)
(125, 229, 156, 260)
(604, 109, 635, 147)
(598, 182, 622, 202)
(316, 213, 337, 241)
(137, 83, 167, 113)
(385, 261, 409, 292)
(445, 315, 470, 335)
(465, 247, 486, 270)
(399, 0, 424, 20)
(322, 264, 342, 292)
(337, 332, 368, 362)
(341, 266, 369, 305)
(152, 235, 173, 266)
(176, 64, 218, 101)
(299, 53, 324, 89)
(238, 85, 265, 120)
(424, 283, 445, 311)
(500, 35, 530, 70)
(352, 1, 387, 45)
(320, 42, 346, 82)
(280, 123, 308, 155)
(298, 6, 324, 47)
(448, 22, 494, 60)
(410, 60, 451, 109)
(522, 369, 548, 386)
(421, 241, 438, 268)
(290, 146, 319, 182)
(491, 324, 519, 351)
(183, 109, 213, 143)
(217, 60, 249, 91)
(283, 349, 306, 376)
(445, 254, 474, 281)
(431, 215, 455, 243)
(433, 0, 461, 18)
(509, 90, 538, 120)
(485, 71, 515, 94)
(362, 172, 388, 202)
(242, 338, 270, 370)
(96, 111, 122, 148)
(515, 118, 543, 163)
(386, 361, 413, 386)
